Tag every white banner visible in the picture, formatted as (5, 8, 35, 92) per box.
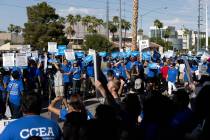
(89, 49, 99, 81)
(0, 119, 16, 134)
(3, 53, 15, 67)
(31, 51, 39, 59)
(139, 40, 149, 50)
(48, 42, 57, 53)
(16, 53, 28, 67)
(65, 49, 75, 60)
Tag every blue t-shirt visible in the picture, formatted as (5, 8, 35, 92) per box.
(70, 67, 81, 80)
(3, 75, 10, 85)
(7, 80, 24, 106)
(117, 65, 127, 79)
(0, 115, 62, 140)
(168, 68, 178, 83)
(126, 61, 137, 71)
(112, 67, 121, 78)
(35, 68, 42, 77)
(61, 64, 71, 83)
(60, 109, 94, 121)
(146, 68, 155, 78)
(87, 65, 94, 77)
(207, 63, 210, 74)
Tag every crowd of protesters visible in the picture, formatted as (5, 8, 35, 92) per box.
(0, 51, 210, 140)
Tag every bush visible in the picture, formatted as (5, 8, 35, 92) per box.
(82, 34, 114, 52)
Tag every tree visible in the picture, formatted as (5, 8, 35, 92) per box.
(113, 16, 119, 26)
(14, 26, 22, 34)
(75, 15, 81, 36)
(122, 19, 131, 47)
(82, 34, 113, 52)
(131, 0, 139, 50)
(164, 28, 171, 41)
(150, 37, 173, 51)
(154, 19, 163, 38)
(8, 24, 15, 33)
(109, 22, 118, 41)
(23, 2, 67, 50)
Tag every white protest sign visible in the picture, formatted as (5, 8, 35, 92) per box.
(48, 42, 57, 53)
(0, 119, 16, 134)
(31, 51, 39, 59)
(3, 53, 15, 67)
(89, 49, 99, 81)
(65, 49, 75, 60)
(139, 40, 149, 50)
(16, 53, 28, 67)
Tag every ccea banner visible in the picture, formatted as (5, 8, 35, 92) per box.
(3, 53, 15, 67)
(48, 42, 57, 53)
(16, 53, 28, 67)
(64, 49, 75, 61)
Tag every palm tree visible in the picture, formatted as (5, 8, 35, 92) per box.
(122, 19, 131, 47)
(75, 14, 81, 34)
(8, 24, 15, 33)
(131, 0, 139, 50)
(82, 16, 89, 35)
(109, 22, 118, 41)
(14, 26, 22, 34)
(66, 26, 75, 48)
(97, 19, 104, 33)
(113, 16, 119, 25)
(58, 17, 65, 25)
(75, 15, 81, 44)
(164, 28, 171, 42)
(153, 19, 163, 39)
(67, 14, 75, 29)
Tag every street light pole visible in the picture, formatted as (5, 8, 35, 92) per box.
(106, 0, 109, 39)
(206, 0, 208, 51)
(119, 0, 122, 50)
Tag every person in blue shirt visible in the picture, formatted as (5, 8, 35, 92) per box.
(0, 72, 6, 119)
(6, 71, 24, 119)
(0, 94, 62, 140)
(48, 94, 93, 121)
(167, 63, 178, 95)
(61, 59, 71, 99)
(70, 61, 81, 94)
(86, 62, 95, 94)
(3, 69, 10, 89)
(117, 61, 128, 80)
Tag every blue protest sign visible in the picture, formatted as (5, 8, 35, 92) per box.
(75, 51, 85, 58)
(142, 51, 151, 61)
(57, 45, 67, 56)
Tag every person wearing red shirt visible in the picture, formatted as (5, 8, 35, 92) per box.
(161, 62, 169, 80)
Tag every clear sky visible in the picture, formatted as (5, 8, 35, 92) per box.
(0, 0, 209, 35)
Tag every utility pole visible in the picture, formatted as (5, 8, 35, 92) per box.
(197, 0, 203, 52)
(106, 0, 109, 39)
(119, 0, 122, 49)
(206, 0, 208, 51)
